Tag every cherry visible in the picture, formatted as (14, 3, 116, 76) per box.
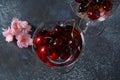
(103, 0, 112, 11)
(53, 38, 63, 48)
(53, 25, 62, 32)
(61, 34, 68, 41)
(99, 5, 104, 12)
(46, 61, 57, 66)
(37, 45, 49, 56)
(60, 50, 71, 60)
(37, 30, 49, 36)
(53, 25, 65, 36)
(49, 50, 59, 60)
(87, 8, 100, 20)
(78, 2, 88, 12)
(69, 39, 76, 47)
(36, 49, 48, 63)
(33, 36, 46, 45)
(47, 31, 55, 39)
(64, 25, 73, 34)
(60, 45, 71, 60)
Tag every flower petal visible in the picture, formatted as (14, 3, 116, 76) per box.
(5, 35, 13, 42)
(20, 21, 31, 33)
(11, 18, 22, 35)
(16, 32, 32, 48)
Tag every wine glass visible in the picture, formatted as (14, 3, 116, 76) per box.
(32, 19, 85, 73)
(69, 0, 120, 37)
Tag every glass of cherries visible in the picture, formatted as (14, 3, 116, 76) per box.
(69, 0, 120, 37)
(32, 19, 84, 73)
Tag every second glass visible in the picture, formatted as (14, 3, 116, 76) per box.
(69, 0, 120, 37)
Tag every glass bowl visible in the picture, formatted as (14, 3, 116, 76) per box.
(69, 0, 120, 22)
(69, 0, 120, 37)
(32, 19, 85, 73)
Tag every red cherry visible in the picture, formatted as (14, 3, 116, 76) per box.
(103, 0, 112, 11)
(37, 45, 49, 56)
(78, 2, 88, 12)
(33, 36, 46, 45)
(69, 39, 76, 47)
(47, 31, 57, 39)
(36, 49, 48, 63)
(53, 25, 64, 37)
(60, 50, 70, 60)
(62, 34, 69, 41)
(53, 25, 62, 32)
(53, 38, 63, 48)
(49, 50, 59, 60)
(46, 61, 57, 66)
(37, 30, 49, 36)
(65, 25, 74, 34)
(87, 8, 100, 20)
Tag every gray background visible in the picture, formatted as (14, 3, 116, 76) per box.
(0, 0, 120, 80)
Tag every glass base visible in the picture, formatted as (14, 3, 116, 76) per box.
(51, 63, 75, 74)
(79, 19, 105, 37)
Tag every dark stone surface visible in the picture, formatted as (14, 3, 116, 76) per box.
(0, 0, 120, 80)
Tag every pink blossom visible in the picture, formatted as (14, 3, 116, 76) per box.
(19, 21, 31, 32)
(16, 33, 33, 48)
(2, 27, 14, 42)
(2, 18, 33, 48)
(11, 18, 22, 35)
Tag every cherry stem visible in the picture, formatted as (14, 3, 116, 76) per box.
(85, 0, 94, 7)
(71, 19, 76, 38)
(45, 37, 53, 39)
(64, 19, 76, 38)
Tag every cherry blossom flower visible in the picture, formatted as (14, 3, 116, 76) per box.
(2, 27, 14, 42)
(11, 18, 22, 35)
(19, 21, 31, 33)
(16, 32, 33, 48)
(2, 18, 33, 48)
